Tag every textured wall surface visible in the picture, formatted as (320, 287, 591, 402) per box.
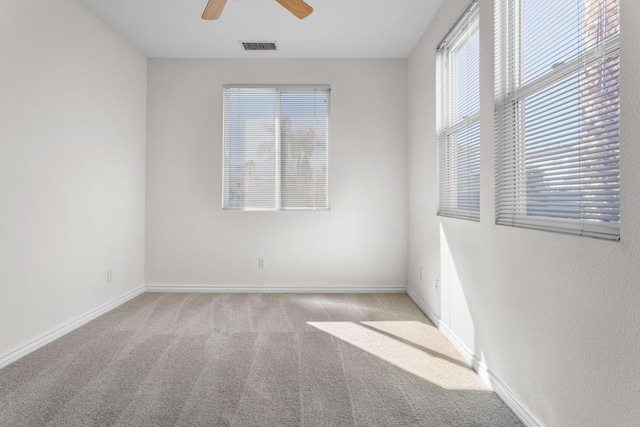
(0, 0, 147, 357)
(407, 0, 640, 425)
(146, 59, 408, 288)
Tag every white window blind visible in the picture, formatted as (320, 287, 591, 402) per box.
(495, 0, 620, 240)
(437, 1, 481, 221)
(223, 86, 330, 211)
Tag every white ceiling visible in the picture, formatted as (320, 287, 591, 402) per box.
(78, 0, 444, 59)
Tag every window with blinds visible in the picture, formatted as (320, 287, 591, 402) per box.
(495, 0, 620, 240)
(223, 86, 330, 211)
(437, 1, 480, 221)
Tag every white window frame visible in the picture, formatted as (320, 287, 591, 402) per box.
(437, 0, 481, 221)
(222, 85, 331, 211)
(494, 0, 621, 240)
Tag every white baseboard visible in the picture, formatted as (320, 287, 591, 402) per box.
(146, 284, 407, 294)
(0, 286, 145, 370)
(438, 321, 491, 385)
(406, 287, 441, 327)
(406, 287, 543, 427)
(488, 370, 544, 427)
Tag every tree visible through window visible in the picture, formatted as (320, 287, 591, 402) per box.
(223, 86, 330, 211)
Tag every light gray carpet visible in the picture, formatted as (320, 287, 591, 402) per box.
(0, 293, 522, 426)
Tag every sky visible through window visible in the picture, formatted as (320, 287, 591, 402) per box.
(454, 29, 480, 121)
(523, 0, 582, 82)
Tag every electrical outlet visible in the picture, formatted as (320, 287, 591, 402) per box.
(420, 267, 424, 281)
(435, 278, 439, 291)
(106, 270, 113, 283)
(258, 257, 266, 269)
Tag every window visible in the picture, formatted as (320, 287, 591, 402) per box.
(436, 1, 480, 221)
(495, 0, 620, 240)
(223, 86, 330, 211)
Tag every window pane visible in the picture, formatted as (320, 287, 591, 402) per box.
(280, 91, 330, 209)
(453, 29, 480, 121)
(447, 122, 480, 214)
(523, 74, 583, 219)
(523, 0, 619, 84)
(439, 121, 480, 220)
(523, 0, 582, 83)
(224, 91, 277, 209)
(522, 55, 620, 222)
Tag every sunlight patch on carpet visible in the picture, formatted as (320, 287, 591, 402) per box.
(307, 321, 486, 391)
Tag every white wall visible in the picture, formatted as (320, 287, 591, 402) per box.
(408, 0, 640, 425)
(0, 0, 147, 358)
(146, 59, 407, 288)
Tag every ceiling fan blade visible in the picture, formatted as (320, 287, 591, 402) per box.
(275, 0, 313, 19)
(202, 0, 227, 20)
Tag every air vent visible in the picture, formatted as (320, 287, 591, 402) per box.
(241, 41, 279, 51)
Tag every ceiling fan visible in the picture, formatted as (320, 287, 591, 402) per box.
(202, 0, 313, 20)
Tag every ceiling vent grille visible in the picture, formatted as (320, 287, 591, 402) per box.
(241, 41, 279, 51)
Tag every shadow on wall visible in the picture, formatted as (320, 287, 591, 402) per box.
(439, 222, 487, 372)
